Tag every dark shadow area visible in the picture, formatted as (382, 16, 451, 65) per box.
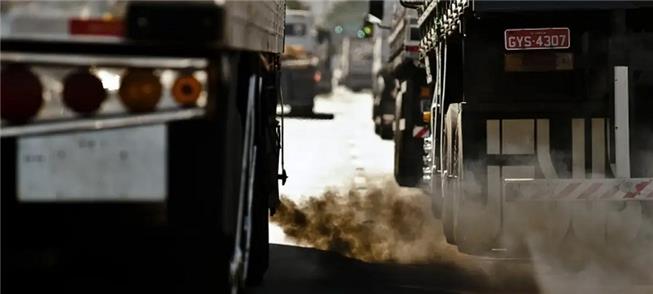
(247, 244, 539, 294)
(285, 112, 335, 120)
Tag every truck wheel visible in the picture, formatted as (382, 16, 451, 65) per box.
(245, 167, 269, 286)
(380, 124, 393, 140)
(244, 68, 279, 286)
(441, 106, 457, 244)
(449, 106, 496, 255)
(430, 173, 442, 219)
(224, 57, 266, 293)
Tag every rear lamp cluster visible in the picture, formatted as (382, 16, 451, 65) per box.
(0, 65, 204, 123)
(1, 64, 44, 123)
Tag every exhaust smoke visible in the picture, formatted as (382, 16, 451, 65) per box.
(271, 177, 539, 292)
(271, 178, 465, 265)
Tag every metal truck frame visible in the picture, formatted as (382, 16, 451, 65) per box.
(1, 1, 285, 292)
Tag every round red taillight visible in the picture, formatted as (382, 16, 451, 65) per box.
(119, 69, 162, 113)
(62, 69, 107, 115)
(0, 65, 44, 123)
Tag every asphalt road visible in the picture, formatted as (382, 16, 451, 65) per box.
(254, 87, 653, 294)
(258, 88, 538, 294)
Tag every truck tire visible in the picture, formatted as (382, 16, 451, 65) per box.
(441, 106, 456, 244)
(378, 70, 396, 141)
(394, 81, 422, 187)
(245, 138, 270, 286)
(245, 199, 268, 286)
(430, 172, 443, 219)
(448, 105, 495, 255)
(245, 65, 280, 286)
(380, 124, 394, 140)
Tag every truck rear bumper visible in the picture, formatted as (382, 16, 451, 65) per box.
(496, 178, 653, 250)
(504, 178, 653, 202)
(281, 66, 317, 108)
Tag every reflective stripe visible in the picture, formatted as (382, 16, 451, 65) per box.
(571, 118, 585, 179)
(398, 118, 406, 131)
(591, 118, 606, 178)
(614, 66, 631, 178)
(486, 120, 500, 155)
(412, 126, 430, 138)
(382, 114, 395, 121)
(555, 183, 581, 199)
(577, 182, 602, 199)
(536, 119, 559, 179)
(504, 178, 653, 201)
(502, 119, 535, 155)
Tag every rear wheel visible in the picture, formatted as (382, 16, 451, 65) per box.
(378, 72, 395, 141)
(380, 124, 393, 140)
(225, 55, 273, 293)
(441, 106, 456, 244)
(448, 105, 495, 255)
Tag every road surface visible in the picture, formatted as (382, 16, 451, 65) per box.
(252, 87, 652, 294)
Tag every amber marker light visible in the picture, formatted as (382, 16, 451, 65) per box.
(172, 74, 202, 107)
(119, 68, 162, 112)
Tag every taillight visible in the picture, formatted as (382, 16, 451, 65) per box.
(405, 45, 420, 53)
(62, 69, 107, 115)
(119, 68, 162, 112)
(172, 74, 202, 107)
(0, 65, 44, 123)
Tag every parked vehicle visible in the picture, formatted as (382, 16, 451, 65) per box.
(1, 1, 286, 292)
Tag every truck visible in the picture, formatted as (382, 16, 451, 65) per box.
(315, 27, 335, 95)
(371, 1, 653, 255)
(282, 9, 320, 115)
(368, 1, 431, 187)
(1, 1, 285, 292)
(339, 36, 374, 92)
(370, 0, 397, 140)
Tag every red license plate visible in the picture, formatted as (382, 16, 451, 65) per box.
(504, 28, 570, 50)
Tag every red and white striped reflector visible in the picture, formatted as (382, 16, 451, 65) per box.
(412, 126, 429, 138)
(504, 178, 653, 201)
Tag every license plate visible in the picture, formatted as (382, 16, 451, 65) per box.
(504, 28, 570, 50)
(18, 126, 166, 202)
